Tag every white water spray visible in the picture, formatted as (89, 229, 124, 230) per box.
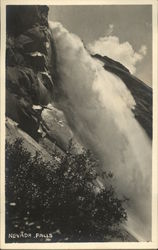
(49, 21, 152, 241)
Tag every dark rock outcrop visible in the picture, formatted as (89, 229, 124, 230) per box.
(6, 5, 49, 36)
(6, 5, 55, 139)
(6, 5, 80, 152)
(93, 54, 152, 139)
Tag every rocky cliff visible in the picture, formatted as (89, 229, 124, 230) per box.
(6, 6, 54, 134)
(6, 5, 81, 156)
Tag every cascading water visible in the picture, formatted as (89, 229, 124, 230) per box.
(49, 21, 152, 241)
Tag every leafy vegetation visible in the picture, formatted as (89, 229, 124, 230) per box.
(6, 138, 128, 242)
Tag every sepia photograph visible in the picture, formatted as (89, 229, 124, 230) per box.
(0, 0, 158, 249)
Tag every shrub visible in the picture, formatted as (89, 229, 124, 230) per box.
(5, 138, 127, 242)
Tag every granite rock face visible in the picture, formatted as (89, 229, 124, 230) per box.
(6, 6, 49, 36)
(6, 5, 80, 153)
(6, 5, 56, 139)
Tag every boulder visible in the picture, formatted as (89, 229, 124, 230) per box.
(41, 105, 83, 153)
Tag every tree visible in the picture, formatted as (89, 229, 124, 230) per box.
(6, 138, 128, 242)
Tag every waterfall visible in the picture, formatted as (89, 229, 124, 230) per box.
(49, 21, 152, 241)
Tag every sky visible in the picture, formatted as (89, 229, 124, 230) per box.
(49, 5, 152, 86)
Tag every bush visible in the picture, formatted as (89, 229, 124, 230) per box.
(6, 138, 127, 242)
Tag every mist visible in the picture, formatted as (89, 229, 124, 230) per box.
(49, 21, 152, 241)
